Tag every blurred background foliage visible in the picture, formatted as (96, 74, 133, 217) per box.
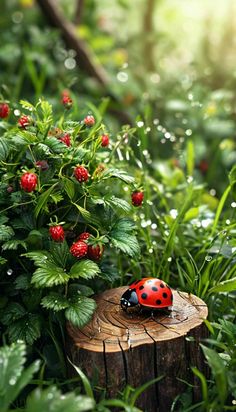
(1, 0, 236, 196)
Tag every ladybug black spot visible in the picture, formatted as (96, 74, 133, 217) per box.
(160, 283, 165, 288)
(156, 299, 162, 305)
(141, 293, 148, 300)
(163, 292, 167, 298)
(152, 286, 158, 291)
(139, 285, 144, 290)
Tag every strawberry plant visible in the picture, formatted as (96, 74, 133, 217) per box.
(0, 98, 141, 345)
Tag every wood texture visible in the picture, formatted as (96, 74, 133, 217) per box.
(67, 287, 208, 412)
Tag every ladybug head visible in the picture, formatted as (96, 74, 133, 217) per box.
(120, 288, 139, 311)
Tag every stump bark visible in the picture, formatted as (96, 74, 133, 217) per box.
(67, 287, 208, 412)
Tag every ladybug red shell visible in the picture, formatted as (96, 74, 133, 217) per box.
(120, 277, 173, 311)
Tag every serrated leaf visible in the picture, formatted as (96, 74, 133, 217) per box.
(70, 259, 100, 280)
(65, 297, 96, 328)
(50, 241, 69, 268)
(14, 275, 30, 290)
(0, 225, 14, 242)
(104, 195, 131, 213)
(44, 137, 68, 154)
(111, 218, 136, 233)
(40, 100, 53, 122)
(34, 183, 58, 218)
(0, 341, 40, 412)
(111, 232, 140, 257)
(41, 293, 69, 311)
(0, 215, 8, 225)
(20, 100, 35, 112)
(63, 177, 75, 200)
(50, 192, 64, 204)
(2, 239, 27, 251)
(102, 167, 135, 184)
(31, 263, 70, 288)
(208, 277, 236, 294)
(1, 302, 26, 325)
(0, 137, 10, 161)
(25, 386, 95, 412)
(0, 256, 7, 265)
(8, 314, 41, 345)
(24, 251, 54, 267)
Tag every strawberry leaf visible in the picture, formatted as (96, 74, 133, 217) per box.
(41, 293, 69, 311)
(65, 297, 96, 328)
(31, 263, 69, 288)
(69, 259, 100, 280)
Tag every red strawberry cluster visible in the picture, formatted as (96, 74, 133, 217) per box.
(59, 133, 71, 147)
(131, 191, 144, 207)
(70, 232, 104, 261)
(18, 115, 31, 129)
(101, 134, 109, 147)
(84, 115, 95, 127)
(61, 90, 73, 109)
(20, 172, 38, 192)
(74, 166, 89, 182)
(49, 225, 65, 242)
(0, 103, 10, 118)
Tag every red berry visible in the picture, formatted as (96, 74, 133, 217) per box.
(20, 172, 38, 192)
(59, 133, 71, 147)
(78, 232, 91, 241)
(198, 159, 209, 174)
(0, 103, 10, 119)
(131, 191, 144, 207)
(49, 225, 65, 242)
(88, 244, 104, 261)
(74, 166, 89, 183)
(18, 115, 30, 129)
(35, 160, 49, 171)
(101, 134, 109, 147)
(70, 240, 88, 259)
(84, 115, 95, 127)
(62, 95, 73, 109)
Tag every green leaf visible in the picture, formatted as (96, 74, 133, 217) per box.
(110, 233, 140, 257)
(50, 241, 69, 268)
(8, 314, 42, 345)
(200, 344, 227, 404)
(24, 251, 54, 267)
(63, 177, 75, 200)
(229, 164, 236, 186)
(2, 239, 27, 251)
(67, 359, 94, 400)
(0, 341, 40, 412)
(1, 303, 26, 325)
(111, 218, 136, 233)
(208, 277, 236, 294)
(184, 207, 199, 222)
(186, 140, 195, 177)
(41, 293, 69, 311)
(25, 386, 95, 412)
(14, 275, 30, 290)
(44, 137, 68, 154)
(104, 195, 132, 213)
(102, 168, 135, 184)
(31, 264, 70, 288)
(0, 137, 10, 161)
(65, 297, 96, 328)
(70, 259, 100, 280)
(40, 100, 53, 122)
(20, 100, 35, 112)
(34, 183, 58, 219)
(0, 225, 14, 242)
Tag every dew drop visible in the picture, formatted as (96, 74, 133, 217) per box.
(205, 255, 212, 262)
(64, 57, 76, 70)
(170, 209, 178, 219)
(7, 269, 13, 276)
(231, 202, 236, 208)
(151, 223, 157, 229)
(167, 257, 172, 262)
(137, 121, 144, 128)
(187, 176, 193, 183)
(148, 248, 154, 253)
(153, 118, 159, 125)
(9, 378, 16, 385)
(117, 71, 128, 82)
(226, 219, 231, 225)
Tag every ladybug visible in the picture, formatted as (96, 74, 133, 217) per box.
(120, 277, 173, 311)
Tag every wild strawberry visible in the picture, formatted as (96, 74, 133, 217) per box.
(35, 160, 49, 171)
(0, 103, 10, 118)
(74, 166, 89, 182)
(62, 95, 73, 109)
(59, 133, 71, 147)
(18, 115, 30, 129)
(88, 244, 104, 261)
(70, 240, 88, 259)
(49, 225, 65, 242)
(78, 232, 91, 241)
(198, 159, 209, 174)
(7, 185, 13, 193)
(20, 172, 38, 192)
(101, 134, 109, 147)
(131, 191, 144, 207)
(84, 115, 95, 127)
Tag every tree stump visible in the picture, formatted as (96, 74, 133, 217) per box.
(67, 287, 208, 412)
